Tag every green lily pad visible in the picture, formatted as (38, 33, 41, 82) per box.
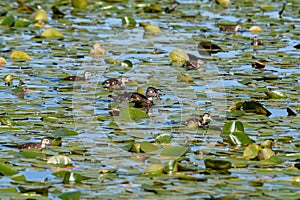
(144, 163, 166, 174)
(63, 171, 82, 184)
(243, 144, 261, 160)
(13, 18, 31, 27)
(221, 120, 253, 145)
(160, 146, 190, 157)
(258, 148, 275, 160)
(122, 16, 136, 27)
(0, 116, 16, 126)
(0, 163, 19, 176)
(59, 191, 81, 200)
(0, 15, 14, 27)
(19, 150, 45, 158)
(155, 133, 172, 144)
(204, 159, 232, 170)
(265, 91, 287, 99)
(47, 155, 72, 166)
(177, 73, 193, 82)
(140, 142, 160, 153)
(169, 49, 189, 63)
(72, 0, 88, 9)
(52, 128, 79, 137)
(118, 108, 149, 121)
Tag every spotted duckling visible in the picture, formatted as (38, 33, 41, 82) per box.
(109, 87, 161, 108)
(62, 71, 93, 81)
(102, 77, 129, 89)
(18, 138, 50, 150)
(220, 24, 242, 33)
(183, 113, 212, 127)
(251, 36, 263, 46)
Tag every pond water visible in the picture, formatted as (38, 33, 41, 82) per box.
(0, 0, 300, 199)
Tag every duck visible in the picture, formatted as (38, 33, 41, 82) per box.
(183, 113, 212, 127)
(182, 59, 204, 70)
(18, 138, 50, 150)
(102, 77, 129, 89)
(251, 37, 263, 46)
(109, 87, 161, 108)
(62, 71, 93, 81)
(220, 24, 242, 33)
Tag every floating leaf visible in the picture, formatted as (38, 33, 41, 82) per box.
(221, 120, 253, 145)
(198, 41, 223, 55)
(155, 133, 172, 144)
(243, 144, 261, 160)
(41, 28, 64, 38)
(265, 91, 287, 99)
(144, 163, 166, 174)
(11, 173, 26, 181)
(241, 101, 272, 116)
(72, 0, 88, 9)
(10, 51, 30, 60)
(204, 159, 232, 170)
(118, 108, 149, 121)
(140, 142, 160, 153)
(249, 26, 262, 33)
(63, 171, 82, 184)
(0, 163, 19, 176)
(13, 18, 31, 27)
(141, 23, 161, 33)
(122, 16, 136, 27)
(33, 8, 48, 22)
(287, 107, 297, 116)
(53, 128, 79, 137)
(215, 0, 230, 7)
(143, 4, 163, 13)
(0, 15, 14, 27)
(89, 42, 105, 55)
(0, 57, 6, 66)
(177, 72, 193, 82)
(169, 49, 189, 63)
(19, 150, 45, 158)
(164, 160, 178, 174)
(0, 116, 16, 126)
(59, 191, 81, 200)
(160, 146, 190, 157)
(47, 155, 72, 166)
(258, 148, 275, 160)
(260, 4, 275, 12)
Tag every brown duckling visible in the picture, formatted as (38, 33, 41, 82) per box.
(183, 113, 212, 127)
(102, 77, 129, 89)
(109, 87, 161, 108)
(251, 37, 263, 46)
(220, 24, 242, 33)
(62, 71, 93, 81)
(182, 59, 204, 70)
(18, 138, 50, 150)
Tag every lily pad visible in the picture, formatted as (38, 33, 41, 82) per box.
(155, 133, 172, 144)
(169, 49, 189, 63)
(59, 191, 81, 200)
(0, 15, 14, 27)
(47, 155, 72, 166)
(140, 142, 160, 153)
(10, 51, 30, 60)
(265, 91, 287, 99)
(41, 28, 64, 38)
(221, 120, 253, 145)
(204, 159, 232, 170)
(52, 128, 79, 137)
(118, 107, 149, 121)
(243, 144, 261, 160)
(160, 146, 190, 157)
(0, 163, 19, 176)
(33, 8, 48, 22)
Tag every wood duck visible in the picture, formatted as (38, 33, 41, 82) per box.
(183, 113, 212, 127)
(62, 71, 93, 81)
(102, 77, 129, 89)
(109, 87, 161, 108)
(18, 138, 50, 150)
(220, 24, 242, 32)
(251, 37, 263, 46)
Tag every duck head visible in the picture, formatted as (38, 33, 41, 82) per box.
(146, 87, 161, 100)
(200, 113, 212, 126)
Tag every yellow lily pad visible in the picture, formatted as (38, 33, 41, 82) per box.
(0, 57, 6, 66)
(33, 8, 48, 22)
(169, 48, 189, 63)
(41, 28, 64, 37)
(72, 0, 88, 9)
(10, 51, 30, 60)
(250, 26, 262, 33)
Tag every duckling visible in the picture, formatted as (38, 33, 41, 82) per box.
(220, 24, 242, 33)
(182, 59, 204, 70)
(251, 37, 263, 46)
(18, 138, 50, 150)
(62, 71, 93, 81)
(109, 87, 161, 108)
(183, 113, 212, 127)
(102, 77, 129, 89)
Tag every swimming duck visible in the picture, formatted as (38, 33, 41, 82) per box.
(220, 24, 242, 33)
(62, 71, 93, 81)
(109, 87, 161, 108)
(18, 138, 50, 150)
(182, 59, 204, 70)
(183, 113, 212, 127)
(251, 37, 263, 46)
(102, 77, 129, 89)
